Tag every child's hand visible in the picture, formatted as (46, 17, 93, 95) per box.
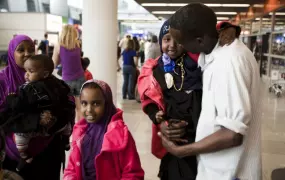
(155, 111, 164, 124)
(40, 111, 55, 127)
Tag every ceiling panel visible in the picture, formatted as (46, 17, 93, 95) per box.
(135, 0, 264, 4)
(134, 0, 266, 20)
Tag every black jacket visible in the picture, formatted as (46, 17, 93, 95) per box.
(0, 76, 75, 134)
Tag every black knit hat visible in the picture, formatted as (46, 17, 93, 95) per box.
(159, 20, 170, 52)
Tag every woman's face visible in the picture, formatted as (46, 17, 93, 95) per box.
(161, 33, 184, 59)
(14, 40, 35, 68)
(80, 87, 106, 123)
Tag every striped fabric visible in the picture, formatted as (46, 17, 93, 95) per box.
(196, 39, 262, 180)
(1, 170, 23, 180)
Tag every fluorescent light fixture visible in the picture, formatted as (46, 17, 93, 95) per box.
(255, 18, 270, 20)
(143, 3, 249, 7)
(217, 17, 229, 20)
(142, 3, 187, 7)
(220, 4, 249, 7)
(253, 4, 264, 8)
(216, 12, 237, 15)
(152, 11, 175, 14)
(270, 12, 285, 15)
(153, 11, 237, 15)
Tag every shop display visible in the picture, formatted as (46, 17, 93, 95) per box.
(272, 33, 285, 56)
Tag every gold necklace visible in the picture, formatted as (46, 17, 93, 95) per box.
(173, 55, 185, 91)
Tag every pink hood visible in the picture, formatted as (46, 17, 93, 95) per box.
(64, 109, 144, 180)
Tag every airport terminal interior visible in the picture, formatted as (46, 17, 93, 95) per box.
(0, 0, 285, 180)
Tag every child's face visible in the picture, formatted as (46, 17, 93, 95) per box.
(24, 59, 49, 83)
(80, 87, 106, 123)
(161, 33, 184, 59)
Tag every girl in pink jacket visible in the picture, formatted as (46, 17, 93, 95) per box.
(64, 79, 144, 180)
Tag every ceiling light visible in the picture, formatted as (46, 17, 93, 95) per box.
(142, 3, 187, 7)
(152, 11, 175, 14)
(152, 11, 237, 15)
(143, 3, 249, 7)
(204, 4, 222, 7)
(220, 4, 250, 7)
(255, 18, 271, 21)
(216, 12, 237, 15)
(269, 12, 285, 15)
(253, 4, 264, 8)
(217, 17, 229, 20)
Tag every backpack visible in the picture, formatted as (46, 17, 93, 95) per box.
(38, 41, 46, 54)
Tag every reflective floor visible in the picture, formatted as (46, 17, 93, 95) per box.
(116, 74, 285, 180)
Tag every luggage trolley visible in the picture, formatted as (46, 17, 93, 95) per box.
(269, 58, 285, 97)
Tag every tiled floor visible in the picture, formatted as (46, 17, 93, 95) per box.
(116, 74, 285, 180)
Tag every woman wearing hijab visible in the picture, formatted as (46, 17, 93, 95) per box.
(0, 35, 75, 180)
(64, 79, 144, 180)
(138, 20, 203, 180)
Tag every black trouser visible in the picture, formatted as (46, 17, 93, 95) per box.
(139, 51, 145, 64)
(159, 153, 197, 180)
(3, 135, 63, 180)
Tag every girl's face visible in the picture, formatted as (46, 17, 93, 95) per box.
(80, 87, 106, 123)
(161, 33, 184, 59)
(14, 40, 35, 68)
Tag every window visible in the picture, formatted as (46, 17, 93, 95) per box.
(27, 0, 36, 12)
(42, 3, 49, 13)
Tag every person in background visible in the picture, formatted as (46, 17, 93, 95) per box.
(119, 35, 131, 51)
(64, 80, 144, 180)
(117, 41, 121, 72)
(139, 38, 145, 65)
(53, 25, 85, 122)
(38, 33, 49, 55)
(145, 35, 161, 60)
(82, 57, 93, 81)
(158, 3, 261, 180)
(33, 40, 39, 55)
(121, 39, 138, 100)
(133, 36, 140, 53)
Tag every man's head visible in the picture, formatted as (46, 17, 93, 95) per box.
(44, 33, 48, 39)
(126, 35, 131, 39)
(82, 57, 90, 71)
(169, 3, 218, 54)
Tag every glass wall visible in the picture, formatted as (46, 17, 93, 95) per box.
(241, 6, 285, 78)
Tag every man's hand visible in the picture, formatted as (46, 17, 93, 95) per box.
(160, 120, 188, 143)
(158, 132, 185, 158)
